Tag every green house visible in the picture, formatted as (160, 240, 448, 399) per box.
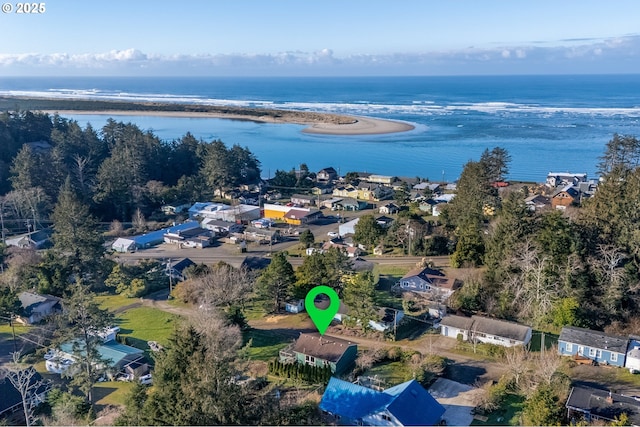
(280, 332, 357, 375)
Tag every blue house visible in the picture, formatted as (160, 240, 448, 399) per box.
(558, 326, 627, 367)
(319, 377, 445, 426)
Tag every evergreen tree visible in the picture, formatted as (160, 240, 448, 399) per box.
(61, 282, 114, 407)
(51, 179, 104, 270)
(256, 252, 296, 313)
(354, 214, 384, 249)
(342, 271, 378, 331)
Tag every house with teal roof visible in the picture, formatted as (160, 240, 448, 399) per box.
(49, 340, 145, 378)
(319, 377, 445, 426)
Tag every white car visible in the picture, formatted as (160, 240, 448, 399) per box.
(327, 231, 339, 238)
(139, 374, 153, 385)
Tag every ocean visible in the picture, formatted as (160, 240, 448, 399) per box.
(2, 75, 640, 182)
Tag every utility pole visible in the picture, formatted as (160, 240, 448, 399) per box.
(167, 258, 173, 299)
(10, 313, 17, 354)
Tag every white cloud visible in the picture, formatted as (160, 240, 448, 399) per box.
(1, 36, 639, 75)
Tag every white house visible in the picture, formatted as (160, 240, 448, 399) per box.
(440, 314, 532, 347)
(17, 292, 61, 324)
(626, 336, 640, 373)
(338, 217, 360, 236)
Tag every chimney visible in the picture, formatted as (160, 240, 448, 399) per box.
(606, 391, 614, 405)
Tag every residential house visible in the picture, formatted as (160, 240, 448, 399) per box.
(440, 314, 533, 347)
(242, 226, 280, 244)
(524, 194, 551, 212)
(5, 229, 52, 250)
(626, 336, 640, 373)
(379, 203, 400, 215)
(279, 332, 357, 374)
(558, 326, 627, 367)
(398, 267, 461, 301)
(16, 292, 61, 325)
(334, 198, 365, 211)
(285, 299, 304, 313)
(551, 184, 581, 209)
(0, 368, 51, 421)
(365, 175, 396, 185)
(240, 256, 272, 272)
(283, 208, 322, 226)
(317, 167, 339, 183)
(546, 172, 587, 187)
(165, 258, 195, 282)
(201, 218, 244, 235)
(333, 186, 359, 200)
(49, 339, 145, 378)
(163, 227, 213, 248)
(566, 386, 640, 426)
(357, 184, 394, 202)
(290, 194, 316, 206)
(319, 377, 445, 426)
(111, 221, 201, 252)
(160, 202, 190, 215)
(376, 216, 395, 228)
(339, 217, 360, 236)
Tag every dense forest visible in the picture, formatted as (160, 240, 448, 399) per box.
(0, 110, 261, 224)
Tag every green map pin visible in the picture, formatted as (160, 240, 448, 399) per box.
(305, 285, 340, 335)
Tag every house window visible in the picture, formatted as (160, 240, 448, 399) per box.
(611, 353, 618, 362)
(305, 355, 315, 364)
(589, 348, 596, 357)
(566, 343, 573, 352)
(381, 414, 392, 422)
(596, 349, 602, 358)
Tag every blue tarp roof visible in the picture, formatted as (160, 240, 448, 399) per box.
(319, 377, 445, 426)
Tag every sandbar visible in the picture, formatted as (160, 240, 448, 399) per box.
(0, 96, 414, 136)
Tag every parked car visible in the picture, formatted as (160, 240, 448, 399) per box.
(327, 231, 339, 237)
(139, 374, 153, 385)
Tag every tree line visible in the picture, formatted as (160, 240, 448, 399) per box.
(441, 136, 640, 334)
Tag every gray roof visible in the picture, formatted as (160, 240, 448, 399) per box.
(291, 333, 356, 362)
(440, 314, 531, 342)
(471, 315, 531, 342)
(559, 326, 628, 354)
(566, 386, 640, 425)
(439, 314, 474, 330)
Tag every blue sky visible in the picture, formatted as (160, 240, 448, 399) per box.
(2, 0, 639, 76)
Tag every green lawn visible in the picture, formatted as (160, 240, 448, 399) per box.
(363, 361, 414, 386)
(115, 307, 179, 350)
(471, 393, 525, 426)
(0, 322, 32, 336)
(94, 381, 135, 407)
(243, 328, 291, 361)
(95, 293, 139, 312)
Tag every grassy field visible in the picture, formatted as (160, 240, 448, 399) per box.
(363, 361, 414, 386)
(114, 307, 178, 350)
(94, 381, 135, 407)
(95, 293, 139, 312)
(243, 328, 292, 361)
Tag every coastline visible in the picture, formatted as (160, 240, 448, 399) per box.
(0, 96, 414, 136)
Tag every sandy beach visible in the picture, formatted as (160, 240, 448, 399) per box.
(0, 95, 413, 136)
(45, 109, 414, 136)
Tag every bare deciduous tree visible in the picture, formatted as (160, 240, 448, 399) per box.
(192, 263, 254, 310)
(0, 352, 49, 427)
